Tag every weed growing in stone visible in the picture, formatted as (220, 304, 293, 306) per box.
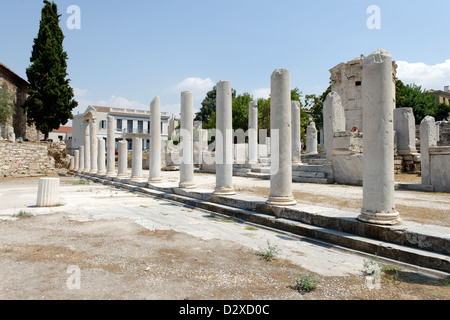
(293, 273, 318, 293)
(256, 240, 280, 262)
(12, 210, 33, 219)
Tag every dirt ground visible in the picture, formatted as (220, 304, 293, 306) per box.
(0, 213, 448, 301)
(0, 175, 448, 301)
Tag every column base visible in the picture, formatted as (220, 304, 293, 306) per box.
(105, 172, 117, 177)
(291, 161, 303, 165)
(113, 175, 129, 181)
(147, 178, 163, 184)
(358, 210, 402, 225)
(266, 196, 297, 206)
(130, 176, 146, 182)
(213, 187, 236, 195)
(179, 182, 197, 189)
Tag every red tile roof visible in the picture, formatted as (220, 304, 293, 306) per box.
(53, 126, 72, 133)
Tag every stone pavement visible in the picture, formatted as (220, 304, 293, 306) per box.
(73, 169, 450, 276)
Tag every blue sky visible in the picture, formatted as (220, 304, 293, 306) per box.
(1, 0, 450, 122)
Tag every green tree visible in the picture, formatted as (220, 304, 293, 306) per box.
(434, 103, 450, 121)
(195, 85, 237, 127)
(395, 80, 435, 124)
(304, 84, 331, 127)
(232, 92, 253, 131)
(0, 82, 15, 124)
(24, 0, 77, 139)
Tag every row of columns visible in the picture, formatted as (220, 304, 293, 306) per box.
(72, 49, 400, 225)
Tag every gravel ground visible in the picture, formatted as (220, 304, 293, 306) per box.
(0, 174, 448, 301)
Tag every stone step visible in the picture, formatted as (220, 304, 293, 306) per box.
(79, 172, 450, 274)
(292, 176, 334, 184)
(292, 171, 326, 179)
(251, 167, 271, 174)
(246, 172, 271, 180)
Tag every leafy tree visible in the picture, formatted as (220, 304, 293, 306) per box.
(24, 0, 77, 139)
(0, 82, 15, 124)
(395, 80, 435, 124)
(304, 84, 331, 127)
(434, 103, 450, 121)
(232, 92, 253, 131)
(195, 85, 236, 127)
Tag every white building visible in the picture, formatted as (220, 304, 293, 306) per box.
(72, 105, 170, 151)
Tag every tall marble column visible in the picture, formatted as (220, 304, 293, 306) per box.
(78, 146, 84, 172)
(291, 101, 302, 164)
(420, 116, 437, 186)
(213, 80, 236, 195)
(267, 69, 296, 206)
(106, 115, 116, 176)
(131, 137, 144, 181)
(148, 97, 163, 183)
(306, 122, 318, 155)
(248, 100, 258, 165)
(83, 121, 91, 172)
(323, 92, 345, 160)
(90, 116, 98, 173)
(179, 91, 196, 189)
(73, 150, 79, 171)
(358, 49, 400, 225)
(97, 138, 106, 175)
(116, 140, 128, 179)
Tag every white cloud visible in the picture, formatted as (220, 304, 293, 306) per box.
(73, 87, 88, 97)
(173, 77, 214, 100)
(396, 59, 450, 91)
(252, 88, 270, 100)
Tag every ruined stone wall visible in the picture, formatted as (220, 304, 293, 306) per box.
(0, 141, 61, 177)
(0, 69, 38, 142)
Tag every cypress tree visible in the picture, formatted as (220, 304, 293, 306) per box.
(24, 0, 77, 139)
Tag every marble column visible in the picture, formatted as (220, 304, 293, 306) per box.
(148, 97, 163, 183)
(179, 91, 196, 189)
(106, 115, 116, 176)
(116, 140, 128, 179)
(291, 101, 302, 164)
(131, 137, 144, 181)
(358, 49, 400, 225)
(213, 80, 236, 195)
(267, 69, 296, 206)
(90, 116, 98, 173)
(323, 91, 345, 160)
(306, 122, 318, 155)
(97, 138, 106, 175)
(394, 107, 417, 155)
(248, 100, 258, 165)
(73, 150, 79, 171)
(420, 116, 437, 185)
(78, 146, 84, 172)
(36, 178, 59, 207)
(83, 121, 91, 172)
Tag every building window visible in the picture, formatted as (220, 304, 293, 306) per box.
(117, 119, 122, 130)
(100, 120, 107, 129)
(355, 81, 362, 86)
(128, 120, 133, 133)
(138, 120, 143, 133)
